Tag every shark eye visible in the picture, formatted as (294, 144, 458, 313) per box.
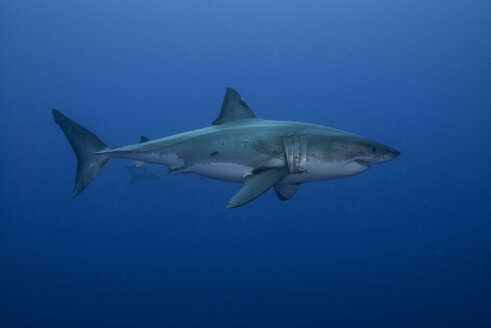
(372, 146, 377, 152)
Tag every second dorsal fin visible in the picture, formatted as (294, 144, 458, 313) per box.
(212, 88, 256, 125)
(140, 136, 150, 143)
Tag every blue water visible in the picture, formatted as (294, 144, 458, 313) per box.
(1, 1, 490, 327)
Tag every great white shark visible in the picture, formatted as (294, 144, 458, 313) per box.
(52, 88, 399, 208)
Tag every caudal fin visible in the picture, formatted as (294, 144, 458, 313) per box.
(52, 109, 109, 197)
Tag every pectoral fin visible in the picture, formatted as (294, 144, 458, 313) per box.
(226, 167, 288, 208)
(275, 182, 301, 201)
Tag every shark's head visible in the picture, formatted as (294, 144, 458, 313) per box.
(349, 138, 401, 165)
(308, 129, 400, 164)
(295, 130, 400, 182)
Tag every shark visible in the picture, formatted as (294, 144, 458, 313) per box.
(52, 87, 400, 208)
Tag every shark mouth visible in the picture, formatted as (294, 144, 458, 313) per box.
(355, 160, 371, 169)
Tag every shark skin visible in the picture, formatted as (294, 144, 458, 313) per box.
(52, 87, 400, 208)
(125, 136, 167, 183)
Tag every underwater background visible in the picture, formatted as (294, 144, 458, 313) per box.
(1, 1, 490, 327)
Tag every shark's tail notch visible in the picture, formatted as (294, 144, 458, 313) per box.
(52, 109, 109, 197)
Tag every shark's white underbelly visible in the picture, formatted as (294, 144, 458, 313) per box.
(187, 159, 368, 185)
(186, 162, 253, 183)
(126, 151, 253, 183)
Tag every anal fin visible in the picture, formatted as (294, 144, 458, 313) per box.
(226, 167, 288, 208)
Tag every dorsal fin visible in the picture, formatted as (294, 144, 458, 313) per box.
(212, 88, 256, 125)
(140, 136, 150, 143)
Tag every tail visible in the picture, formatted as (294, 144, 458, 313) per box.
(52, 109, 109, 197)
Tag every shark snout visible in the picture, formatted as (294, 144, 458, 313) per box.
(381, 146, 400, 162)
(361, 144, 400, 164)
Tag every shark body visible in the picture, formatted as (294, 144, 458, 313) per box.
(53, 88, 399, 208)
